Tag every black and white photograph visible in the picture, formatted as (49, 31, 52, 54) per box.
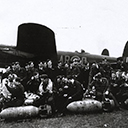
(0, 0, 128, 127)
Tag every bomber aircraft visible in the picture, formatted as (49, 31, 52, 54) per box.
(0, 23, 127, 68)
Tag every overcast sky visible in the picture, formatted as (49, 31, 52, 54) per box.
(0, 0, 128, 57)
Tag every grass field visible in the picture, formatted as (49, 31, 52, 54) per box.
(0, 109, 128, 128)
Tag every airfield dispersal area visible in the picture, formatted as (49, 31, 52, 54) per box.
(0, 23, 128, 127)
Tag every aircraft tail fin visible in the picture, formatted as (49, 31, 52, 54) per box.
(101, 49, 109, 56)
(16, 23, 58, 65)
(122, 41, 128, 63)
(122, 41, 128, 57)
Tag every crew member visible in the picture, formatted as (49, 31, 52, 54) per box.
(1, 74, 24, 109)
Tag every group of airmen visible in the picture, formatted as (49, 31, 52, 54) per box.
(0, 57, 128, 117)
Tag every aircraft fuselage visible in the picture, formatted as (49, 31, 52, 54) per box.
(0, 45, 117, 68)
(57, 51, 117, 65)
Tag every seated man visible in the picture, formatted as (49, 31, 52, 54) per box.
(54, 77, 83, 116)
(1, 73, 24, 109)
(33, 74, 56, 115)
(86, 72, 109, 101)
